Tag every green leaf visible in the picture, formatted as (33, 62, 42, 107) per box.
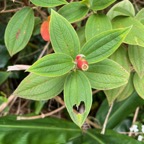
(96, 92, 144, 128)
(0, 72, 9, 85)
(104, 74, 134, 104)
(0, 116, 81, 144)
(28, 53, 74, 77)
(133, 73, 144, 99)
(135, 8, 144, 24)
(4, 7, 34, 56)
(117, 74, 134, 102)
(84, 129, 142, 144)
(81, 28, 131, 64)
(84, 59, 129, 90)
(50, 10, 80, 59)
(112, 16, 144, 47)
(128, 45, 144, 78)
(107, 0, 135, 20)
(30, 0, 67, 7)
(58, 2, 89, 23)
(76, 26, 86, 47)
(64, 71, 92, 127)
(89, 0, 116, 10)
(85, 14, 112, 41)
(14, 73, 66, 100)
(0, 45, 10, 68)
(110, 45, 131, 72)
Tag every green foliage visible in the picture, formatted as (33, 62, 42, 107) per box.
(28, 53, 74, 77)
(85, 14, 112, 41)
(64, 70, 92, 127)
(58, 2, 89, 23)
(2, 0, 144, 142)
(30, 0, 68, 7)
(14, 74, 66, 100)
(4, 7, 34, 56)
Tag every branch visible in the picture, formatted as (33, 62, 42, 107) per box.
(17, 105, 65, 120)
(101, 102, 114, 134)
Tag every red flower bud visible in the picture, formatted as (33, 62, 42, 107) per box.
(75, 54, 89, 71)
(40, 16, 50, 41)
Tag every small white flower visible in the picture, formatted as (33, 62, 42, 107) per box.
(142, 125, 144, 133)
(138, 135, 143, 141)
(130, 125, 139, 132)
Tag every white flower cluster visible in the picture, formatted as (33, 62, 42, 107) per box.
(129, 124, 144, 141)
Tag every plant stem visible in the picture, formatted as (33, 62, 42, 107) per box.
(101, 102, 114, 134)
(17, 105, 65, 120)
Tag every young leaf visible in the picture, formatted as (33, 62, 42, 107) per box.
(84, 59, 129, 90)
(85, 14, 112, 41)
(81, 28, 131, 64)
(110, 45, 131, 72)
(112, 16, 144, 47)
(30, 0, 67, 7)
(58, 2, 89, 23)
(135, 8, 144, 24)
(89, 0, 116, 11)
(64, 71, 92, 127)
(28, 53, 74, 77)
(14, 74, 67, 100)
(50, 10, 80, 59)
(104, 74, 134, 104)
(107, 0, 135, 20)
(4, 7, 34, 56)
(133, 73, 144, 99)
(128, 45, 144, 78)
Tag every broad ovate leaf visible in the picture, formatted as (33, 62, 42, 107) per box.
(110, 45, 131, 72)
(30, 0, 67, 7)
(112, 16, 144, 47)
(50, 10, 80, 59)
(4, 7, 34, 56)
(84, 59, 129, 90)
(14, 74, 66, 100)
(81, 28, 131, 64)
(28, 53, 74, 77)
(128, 45, 144, 78)
(89, 0, 116, 11)
(104, 74, 134, 105)
(85, 14, 112, 41)
(77, 26, 86, 47)
(58, 2, 89, 23)
(107, 0, 135, 20)
(0, 72, 9, 85)
(64, 71, 92, 127)
(133, 73, 144, 99)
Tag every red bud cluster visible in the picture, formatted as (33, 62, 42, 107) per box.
(40, 16, 50, 41)
(75, 54, 89, 71)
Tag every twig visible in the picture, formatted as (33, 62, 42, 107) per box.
(38, 42, 49, 59)
(0, 8, 21, 13)
(101, 102, 114, 134)
(17, 105, 65, 120)
(0, 95, 16, 113)
(129, 107, 140, 136)
(7, 65, 30, 71)
(92, 90, 100, 95)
